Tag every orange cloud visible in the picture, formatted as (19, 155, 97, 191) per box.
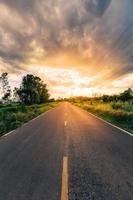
(0, 0, 133, 98)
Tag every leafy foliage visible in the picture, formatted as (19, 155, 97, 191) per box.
(15, 74, 49, 105)
(0, 73, 11, 101)
(71, 101, 133, 134)
(101, 88, 133, 103)
(119, 88, 133, 102)
(0, 102, 59, 135)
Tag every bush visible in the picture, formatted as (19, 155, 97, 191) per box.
(0, 122, 5, 135)
(74, 101, 133, 133)
(6, 107, 18, 112)
(4, 113, 17, 123)
(0, 102, 59, 135)
(112, 111, 133, 123)
(111, 103, 123, 110)
(122, 105, 133, 112)
(20, 104, 27, 112)
(9, 121, 22, 130)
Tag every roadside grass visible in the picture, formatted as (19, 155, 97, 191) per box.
(0, 102, 59, 136)
(72, 101, 133, 134)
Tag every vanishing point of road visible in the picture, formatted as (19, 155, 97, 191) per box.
(0, 102, 133, 200)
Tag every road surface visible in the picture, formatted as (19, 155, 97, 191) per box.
(0, 102, 133, 200)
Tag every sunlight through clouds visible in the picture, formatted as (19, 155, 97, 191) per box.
(0, 0, 133, 97)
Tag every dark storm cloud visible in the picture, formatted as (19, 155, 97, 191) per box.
(84, 0, 112, 16)
(0, 0, 133, 79)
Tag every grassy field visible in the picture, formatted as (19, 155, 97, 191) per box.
(0, 102, 59, 136)
(72, 100, 133, 134)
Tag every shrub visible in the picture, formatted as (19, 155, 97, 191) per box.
(4, 113, 17, 123)
(0, 122, 5, 135)
(9, 121, 22, 130)
(111, 103, 123, 110)
(112, 111, 133, 123)
(74, 101, 133, 133)
(122, 105, 133, 112)
(20, 104, 27, 112)
(0, 102, 59, 135)
(6, 107, 18, 112)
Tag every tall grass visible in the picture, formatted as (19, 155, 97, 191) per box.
(74, 101, 133, 134)
(0, 102, 59, 136)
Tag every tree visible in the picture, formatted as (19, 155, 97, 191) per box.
(119, 88, 133, 102)
(0, 73, 11, 102)
(15, 74, 49, 104)
(101, 95, 110, 102)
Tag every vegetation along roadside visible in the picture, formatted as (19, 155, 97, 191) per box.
(69, 89, 133, 134)
(0, 72, 59, 136)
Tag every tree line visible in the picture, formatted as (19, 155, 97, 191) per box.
(69, 88, 133, 104)
(0, 72, 133, 105)
(0, 73, 49, 105)
(101, 88, 133, 103)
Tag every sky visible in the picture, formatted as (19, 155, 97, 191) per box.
(0, 0, 133, 98)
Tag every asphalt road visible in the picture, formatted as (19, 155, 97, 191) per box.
(0, 102, 133, 200)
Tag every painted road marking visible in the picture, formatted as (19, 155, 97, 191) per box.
(61, 156, 68, 200)
(88, 112, 133, 137)
(64, 121, 67, 127)
(74, 105, 133, 137)
(3, 130, 14, 137)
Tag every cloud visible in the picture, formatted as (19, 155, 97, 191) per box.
(0, 0, 133, 97)
(84, 0, 112, 17)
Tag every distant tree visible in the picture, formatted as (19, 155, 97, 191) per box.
(101, 95, 110, 102)
(119, 88, 133, 102)
(49, 98, 55, 102)
(0, 72, 11, 102)
(13, 87, 20, 102)
(15, 74, 49, 105)
(101, 94, 120, 102)
(111, 95, 119, 102)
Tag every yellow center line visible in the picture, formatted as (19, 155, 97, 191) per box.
(61, 156, 68, 200)
(64, 121, 67, 127)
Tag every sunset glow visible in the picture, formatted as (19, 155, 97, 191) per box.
(0, 0, 133, 98)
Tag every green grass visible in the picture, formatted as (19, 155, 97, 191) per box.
(72, 101, 133, 134)
(0, 102, 59, 136)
